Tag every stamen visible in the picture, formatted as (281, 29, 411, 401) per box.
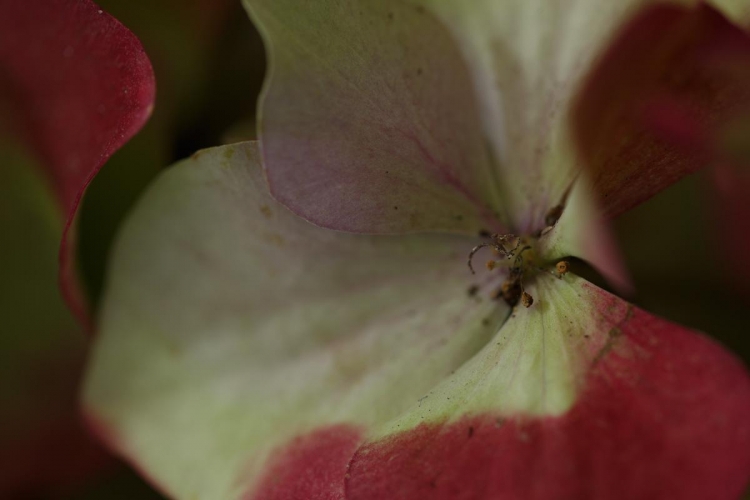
(505, 236, 521, 255)
(556, 260, 569, 277)
(466, 234, 538, 308)
(467, 233, 518, 274)
(467, 243, 492, 274)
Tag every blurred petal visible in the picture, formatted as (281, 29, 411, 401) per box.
(84, 143, 505, 499)
(244, 0, 506, 234)
(573, 3, 750, 219)
(0, 0, 157, 493)
(0, 0, 155, 326)
(0, 142, 110, 497)
(713, 165, 750, 296)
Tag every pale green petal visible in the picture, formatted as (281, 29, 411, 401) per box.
(420, 0, 747, 231)
(84, 142, 506, 500)
(537, 177, 632, 292)
(712, 0, 750, 20)
(371, 272, 631, 438)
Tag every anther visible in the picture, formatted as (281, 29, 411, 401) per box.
(467, 243, 492, 274)
(556, 260, 569, 277)
(521, 291, 534, 308)
(499, 278, 522, 307)
(467, 233, 518, 274)
(486, 260, 497, 271)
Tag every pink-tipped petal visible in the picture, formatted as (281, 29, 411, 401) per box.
(84, 142, 504, 500)
(84, 149, 750, 497)
(248, 278, 750, 500)
(347, 297, 750, 500)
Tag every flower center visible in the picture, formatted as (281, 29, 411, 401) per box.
(467, 206, 569, 308)
(468, 233, 537, 307)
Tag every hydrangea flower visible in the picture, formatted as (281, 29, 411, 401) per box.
(83, 1, 750, 499)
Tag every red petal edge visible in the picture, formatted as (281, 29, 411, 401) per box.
(247, 286, 750, 500)
(0, 0, 156, 330)
(250, 426, 363, 500)
(574, 3, 750, 220)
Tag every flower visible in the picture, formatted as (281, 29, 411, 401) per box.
(83, 1, 750, 500)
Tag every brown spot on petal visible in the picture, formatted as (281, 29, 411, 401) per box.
(263, 232, 285, 247)
(593, 327, 624, 366)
